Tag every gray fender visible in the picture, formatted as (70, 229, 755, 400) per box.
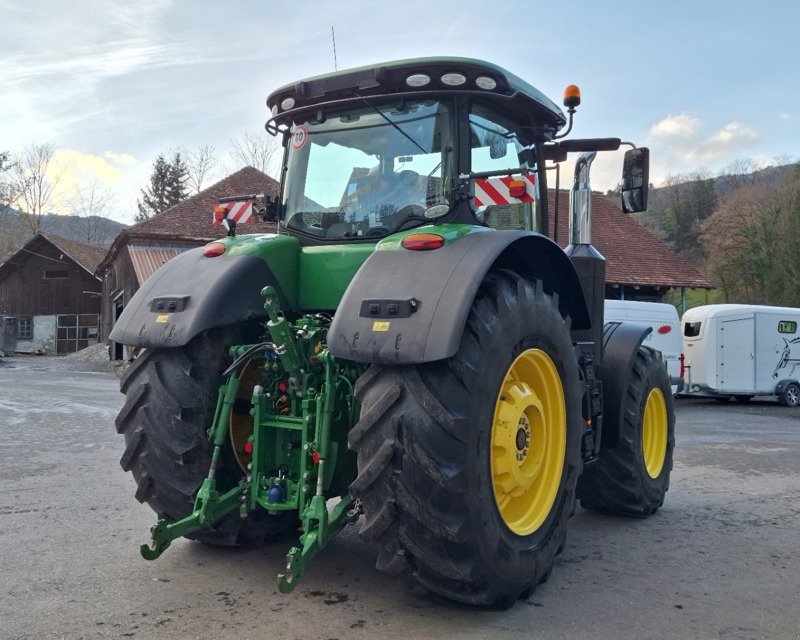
(599, 321, 653, 448)
(328, 230, 590, 364)
(109, 247, 284, 349)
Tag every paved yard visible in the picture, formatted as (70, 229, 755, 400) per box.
(1, 355, 799, 639)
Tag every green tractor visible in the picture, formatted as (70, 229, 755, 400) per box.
(112, 57, 674, 607)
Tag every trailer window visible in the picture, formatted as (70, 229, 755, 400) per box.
(778, 321, 797, 334)
(684, 321, 702, 337)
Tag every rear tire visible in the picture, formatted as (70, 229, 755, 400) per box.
(577, 346, 674, 517)
(349, 272, 583, 606)
(116, 327, 295, 546)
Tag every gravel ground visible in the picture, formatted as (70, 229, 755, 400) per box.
(1, 343, 119, 374)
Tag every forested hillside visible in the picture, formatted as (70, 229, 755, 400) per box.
(0, 206, 125, 261)
(611, 161, 800, 306)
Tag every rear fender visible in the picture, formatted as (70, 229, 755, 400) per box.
(110, 244, 293, 349)
(328, 229, 590, 364)
(599, 321, 653, 448)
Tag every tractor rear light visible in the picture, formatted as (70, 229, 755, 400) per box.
(280, 97, 296, 111)
(401, 233, 445, 251)
(203, 242, 226, 257)
(244, 441, 253, 454)
(213, 204, 228, 222)
(507, 180, 526, 198)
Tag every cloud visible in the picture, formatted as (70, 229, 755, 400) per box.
(104, 152, 137, 166)
(780, 113, 791, 120)
(649, 113, 701, 137)
(46, 150, 128, 211)
(691, 122, 759, 163)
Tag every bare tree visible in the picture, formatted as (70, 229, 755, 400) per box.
(12, 144, 61, 235)
(228, 131, 281, 177)
(0, 151, 18, 208)
(183, 145, 220, 194)
(68, 181, 115, 245)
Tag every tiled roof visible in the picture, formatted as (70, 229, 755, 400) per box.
(38, 233, 108, 274)
(97, 166, 279, 275)
(546, 191, 712, 289)
(128, 166, 279, 241)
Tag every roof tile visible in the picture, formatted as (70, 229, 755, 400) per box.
(547, 191, 712, 289)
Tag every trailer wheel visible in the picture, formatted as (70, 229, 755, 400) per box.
(116, 327, 295, 546)
(779, 382, 800, 407)
(577, 346, 674, 516)
(349, 271, 582, 607)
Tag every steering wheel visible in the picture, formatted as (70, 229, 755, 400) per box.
(365, 226, 390, 237)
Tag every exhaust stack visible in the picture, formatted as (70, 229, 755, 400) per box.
(564, 150, 605, 365)
(569, 151, 597, 245)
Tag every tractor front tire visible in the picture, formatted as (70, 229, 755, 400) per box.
(349, 272, 583, 607)
(116, 328, 294, 546)
(577, 346, 675, 516)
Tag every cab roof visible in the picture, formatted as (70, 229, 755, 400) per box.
(266, 57, 567, 132)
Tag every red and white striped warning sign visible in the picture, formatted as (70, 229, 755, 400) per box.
(213, 200, 255, 225)
(473, 174, 535, 206)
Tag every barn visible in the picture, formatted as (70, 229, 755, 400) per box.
(0, 233, 107, 354)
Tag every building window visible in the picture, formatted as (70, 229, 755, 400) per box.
(44, 269, 69, 279)
(17, 317, 33, 340)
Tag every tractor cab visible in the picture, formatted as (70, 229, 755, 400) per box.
(265, 57, 571, 243)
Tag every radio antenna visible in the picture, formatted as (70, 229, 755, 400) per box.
(331, 26, 338, 71)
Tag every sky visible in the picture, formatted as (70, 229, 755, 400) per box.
(2, 0, 799, 224)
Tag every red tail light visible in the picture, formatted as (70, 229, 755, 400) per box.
(401, 233, 445, 251)
(203, 242, 226, 257)
(507, 180, 527, 198)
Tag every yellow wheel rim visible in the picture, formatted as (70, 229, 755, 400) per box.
(490, 349, 566, 536)
(642, 387, 668, 479)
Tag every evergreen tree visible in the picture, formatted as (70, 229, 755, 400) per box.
(135, 152, 190, 222)
(166, 151, 189, 205)
(135, 155, 171, 222)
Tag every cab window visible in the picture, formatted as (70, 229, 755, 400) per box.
(469, 105, 537, 231)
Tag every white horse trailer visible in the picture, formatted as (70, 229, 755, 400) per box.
(604, 300, 682, 394)
(681, 304, 800, 406)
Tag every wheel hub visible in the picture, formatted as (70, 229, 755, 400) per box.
(491, 349, 566, 536)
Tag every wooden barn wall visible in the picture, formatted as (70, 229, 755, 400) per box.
(0, 245, 101, 317)
(99, 246, 138, 341)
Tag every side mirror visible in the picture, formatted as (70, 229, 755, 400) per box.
(489, 136, 508, 160)
(621, 147, 649, 213)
